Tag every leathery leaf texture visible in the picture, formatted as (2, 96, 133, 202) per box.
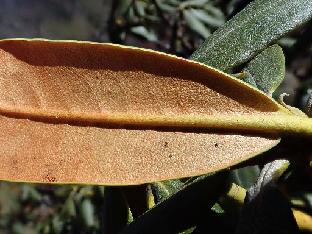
(0, 39, 312, 185)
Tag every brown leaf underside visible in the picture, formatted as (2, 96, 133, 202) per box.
(0, 40, 279, 185)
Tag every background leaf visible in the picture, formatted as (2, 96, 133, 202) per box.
(235, 160, 299, 234)
(120, 171, 229, 234)
(184, 9, 211, 38)
(190, 0, 312, 72)
(189, 8, 224, 28)
(151, 180, 184, 203)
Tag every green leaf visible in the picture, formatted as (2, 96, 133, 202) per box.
(243, 44, 285, 94)
(179, 226, 196, 234)
(211, 203, 225, 214)
(184, 9, 211, 38)
(156, 1, 176, 12)
(51, 215, 64, 233)
(130, 26, 157, 42)
(230, 166, 260, 190)
(180, 0, 210, 8)
(21, 184, 42, 202)
(189, 8, 225, 28)
(204, 4, 224, 19)
(117, 0, 132, 14)
(80, 199, 95, 228)
(120, 171, 229, 234)
(0, 183, 20, 217)
(134, 1, 146, 17)
(190, 0, 312, 72)
(152, 180, 184, 203)
(62, 197, 76, 217)
(167, 0, 181, 5)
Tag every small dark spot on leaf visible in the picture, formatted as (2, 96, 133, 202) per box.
(45, 175, 57, 183)
(164, 141, 168, 147)
(214, 143, 219, 147)
(169, 154, 173, 158)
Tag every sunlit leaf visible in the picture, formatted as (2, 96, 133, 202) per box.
(0, 39, 311, 186)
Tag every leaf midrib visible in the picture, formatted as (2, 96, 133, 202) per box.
(1, 106, 312, 137)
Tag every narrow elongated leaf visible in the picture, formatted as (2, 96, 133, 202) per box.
(184, 9, 211, 38)
(180, 0, 209, 8)
(190, 0, 312, 72)
(152, 180, 184, 203)
(0, 39, 311, 185)
(130, 26, 157, 42)
(190, 8, 225, 28)
(120, 171, 229, 234)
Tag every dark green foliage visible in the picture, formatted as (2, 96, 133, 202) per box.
(236, 160, 299, 234)
(229, 166, 260, 190)
(100, 187, 129, 234)
(236, 185, 299, 234)
(108, 0, 225, 56)
(190, 0, 312, 72)
(119, 172, 229, 234)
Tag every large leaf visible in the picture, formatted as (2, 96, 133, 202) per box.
(190, 0, 312, 72)
(0, 39, 311, 185)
